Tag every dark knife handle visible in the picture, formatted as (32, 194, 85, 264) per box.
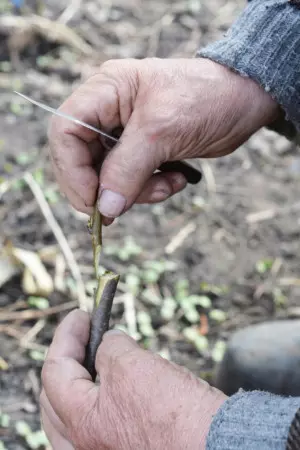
(103, 127, 202, 185)
(158, 161, 202, 185)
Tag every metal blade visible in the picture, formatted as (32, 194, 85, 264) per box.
(14, 91, 118, 144)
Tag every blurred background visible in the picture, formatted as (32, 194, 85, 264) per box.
(1, 0, 300, 448)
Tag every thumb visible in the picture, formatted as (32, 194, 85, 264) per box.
(96, 329, 142, 373)
(98, 116, 164, 218)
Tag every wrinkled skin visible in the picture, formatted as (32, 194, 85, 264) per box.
(48, 58, 278, 220)
(41, 310, 227, 450)
(44, 57, 279, 449)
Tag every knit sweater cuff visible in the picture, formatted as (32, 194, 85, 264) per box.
(206, 391, 300, 450)
(198, 0, 300, 139)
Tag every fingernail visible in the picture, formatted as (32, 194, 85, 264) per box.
(169, 173, 187, 188)
(98, 189, 126, 218)
(150, 190, 170, 202)
(103, 217, 115, 227)
(106, 329, 124, 336)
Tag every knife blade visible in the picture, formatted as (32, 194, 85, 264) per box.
(14, 91, 202, 185)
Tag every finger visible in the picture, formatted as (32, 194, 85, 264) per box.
(41, 310, 98, 426)
(40, 390, 68, 439)
(135, 172, 187, 204)
(48, 76, 121, 211)
(41, 407, 74, 450)
(53, 167, 94, 215)
(49, 131, 99, 209)
(96, 330, 142, 375)
(97, 111, 167, 218)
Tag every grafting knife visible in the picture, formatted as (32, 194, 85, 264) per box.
(14, 91, 202, 185)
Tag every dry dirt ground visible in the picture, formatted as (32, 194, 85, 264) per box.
(1, 0, 300, 448)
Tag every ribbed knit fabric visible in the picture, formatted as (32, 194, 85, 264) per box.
(198, 0, 300, 139)
(206, 391, 300, 450)
(287, 408, 300, 450)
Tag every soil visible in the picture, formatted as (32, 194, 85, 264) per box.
(1, 0, 300, 449)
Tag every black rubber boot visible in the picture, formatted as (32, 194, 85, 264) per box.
(214, 320, 300, 396)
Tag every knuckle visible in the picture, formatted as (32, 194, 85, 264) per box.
(118, 348, 148, 381)
(100, 59, 118, 75)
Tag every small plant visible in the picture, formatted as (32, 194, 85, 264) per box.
(211, 340, 227, 363)
(199, 282, 229, 296)
(137, 311, 155, 338)
(179, 295, 212, 324)
(161, 297, 177, 320)
(256, 258, 274, 274)
(105, 236, 142, 261)
(29, 350, 46, 362)
(175, 279, 189, 301)
(27, 296, 49, 310)
(15, 151, 37, 166)
(15, 420, 49, 449)
(32, 168, 44, 186)
(0, 411, 10, 428)
(183, 327, 209, 353)
(209, 309, 227, 323)
(141, 260, 177, 284)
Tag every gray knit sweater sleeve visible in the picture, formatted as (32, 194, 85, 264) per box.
(206, 391, 300, 450)
(198, 0, 300, 138)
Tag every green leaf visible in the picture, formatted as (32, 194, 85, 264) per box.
(105, 236, 142, 261)
(10, 102, 23, 116)
(183, 327, 199, 341)
(188, 295, 212, 309)
(209, 309, 227, 323)
(194, 335, 209, 353)
(15, 152, 36, 166)
(0, 413, 10, 428)
(26, 430, 49, 449)
(211, 340, 227, 363)
(28, 296, 49, 310)
(32, 168, 44, 186)
(29, 350, 46, 361)
(137, 311, 152, 325)
(139, 324, 154, 338)
(137, 311, 154, 337)
(199, 282, 229, 295)
(141, 260, 177, 285)
(15, 420, 32, 437)
(184, 307, 199, 323)
(161, 297, 177, 321)
(255, 258, 274, 274)
(175, 279, 189, 301)
(142, 269, 160, 284)
(45, 188, 60, 204)
(183, 327, 209, 353)
(143, 260, 177, 274)
(180, 298, 199, 323)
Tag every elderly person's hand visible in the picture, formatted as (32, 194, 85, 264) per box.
(48, 58, 278, 219)
(40, 310, 227, 450)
